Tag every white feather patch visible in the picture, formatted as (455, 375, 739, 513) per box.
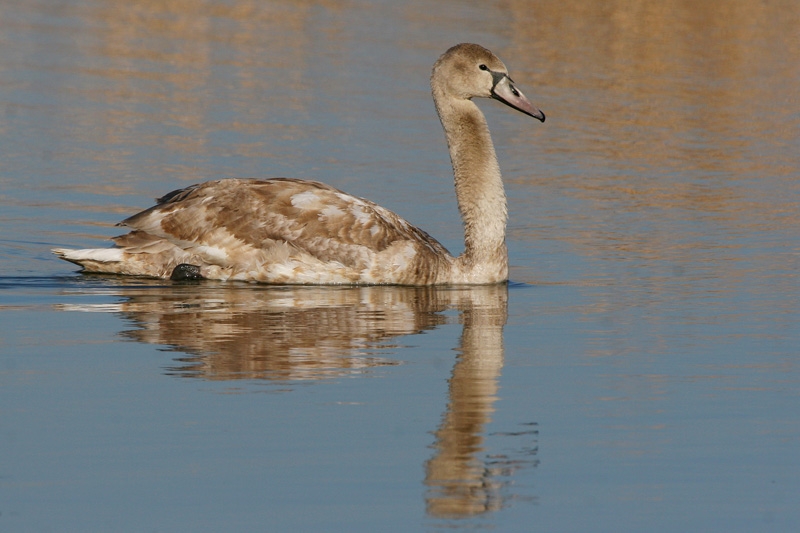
(290, 191, 320, 209)
(54, 248, 124, 262)
(320, 205, 344, 220)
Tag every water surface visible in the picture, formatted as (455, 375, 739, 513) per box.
(1, 1, 799, 531)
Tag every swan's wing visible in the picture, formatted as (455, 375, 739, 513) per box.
(116, 178, 451, 271)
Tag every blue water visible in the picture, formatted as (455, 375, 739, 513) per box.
(2, 1, 799, 531)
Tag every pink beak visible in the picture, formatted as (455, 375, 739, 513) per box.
(491, 75, 545, 122)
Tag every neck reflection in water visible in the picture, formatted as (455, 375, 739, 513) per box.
(425, 285, 516, 518)
(60, 281, 535, 518)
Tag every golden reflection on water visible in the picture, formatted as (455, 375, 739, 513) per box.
(504, 0, 800, 206)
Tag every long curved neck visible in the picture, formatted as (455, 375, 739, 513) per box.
(433, 90, 508, 280)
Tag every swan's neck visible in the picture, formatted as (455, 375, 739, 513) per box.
(435, 94, 508, 281)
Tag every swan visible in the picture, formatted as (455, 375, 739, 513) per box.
(53, 43, 545, 285)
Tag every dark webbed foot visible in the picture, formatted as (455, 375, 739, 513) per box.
(170, 263, 204, 281)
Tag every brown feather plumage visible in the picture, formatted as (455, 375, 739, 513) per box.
(108, 178, 453, 283)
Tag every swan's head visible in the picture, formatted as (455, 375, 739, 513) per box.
(432, 43, 545, 122)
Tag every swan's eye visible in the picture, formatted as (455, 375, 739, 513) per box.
(479, 64, 489, 71)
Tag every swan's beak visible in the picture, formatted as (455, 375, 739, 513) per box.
(491, 75, 545, 122)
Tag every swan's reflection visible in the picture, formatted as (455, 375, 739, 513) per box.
(58, 281, 535, 517)
(115, 284, 450, 380)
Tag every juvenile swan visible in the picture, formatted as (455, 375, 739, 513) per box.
(54, 43, 545, 285)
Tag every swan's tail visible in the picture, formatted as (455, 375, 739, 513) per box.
(52, 247, 125, 272)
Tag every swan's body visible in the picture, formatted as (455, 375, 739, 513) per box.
(54, 43, 544, 285)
